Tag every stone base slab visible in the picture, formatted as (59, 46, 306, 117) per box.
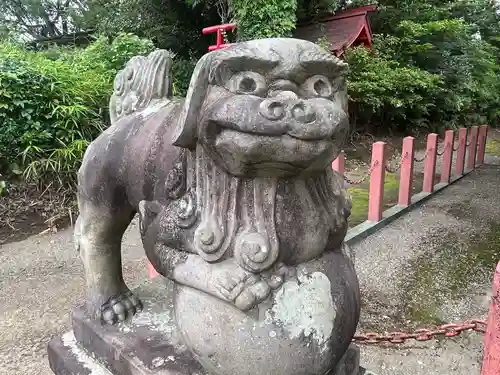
(48, 332, 377, 375)
(47, 278, 377, 375)
(48, 331, 113, 375)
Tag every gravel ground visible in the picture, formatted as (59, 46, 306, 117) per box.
(0, 220, 147, 375)
(357, 155, 500, 374)
(0, 157, 499, 375)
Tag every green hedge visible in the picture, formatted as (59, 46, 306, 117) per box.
(0, 33, 195, 187)
(345, 45, 444, 132)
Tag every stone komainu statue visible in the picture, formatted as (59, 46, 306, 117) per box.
(74, 38, 360, 375)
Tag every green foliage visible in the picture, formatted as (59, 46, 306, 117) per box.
(340, 0, 500, 132)
(232, 0, 298, 40)
(172, 59, 196, 97)
(297, 0, 341, 21)
(84, 0, 219, 59)
(369, 18, 500, 129)
(0, 0, 89, 40)
(70, 34, 156, 75)
(0, 33, 157, 187)
(345, 46, 443, 132)
(315, 36, 333, 51)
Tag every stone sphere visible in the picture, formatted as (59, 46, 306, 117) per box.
(174, 251, 360, 375)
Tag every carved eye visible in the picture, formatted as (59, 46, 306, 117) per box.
(302, 75, 333, 98)
(227, 71, 267, 96)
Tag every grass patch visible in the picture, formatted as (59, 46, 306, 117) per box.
(485, 138, 500, 156)
(348, 172, 400, 227)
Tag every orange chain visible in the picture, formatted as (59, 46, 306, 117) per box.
(385, 152, 408, 173)
(353, 320, 487, 345)
(343, 161, 379, 185)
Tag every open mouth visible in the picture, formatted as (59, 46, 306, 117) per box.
(209, 119, 331, 142)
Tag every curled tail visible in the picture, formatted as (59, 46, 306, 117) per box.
(109, 49, 175, 126)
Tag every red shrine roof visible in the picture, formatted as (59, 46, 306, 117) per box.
(294, 4, 378, 57)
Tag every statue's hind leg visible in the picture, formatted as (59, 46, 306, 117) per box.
(75, 196, 141, 324)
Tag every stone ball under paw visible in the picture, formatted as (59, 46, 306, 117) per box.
(174, 252, 360, 375)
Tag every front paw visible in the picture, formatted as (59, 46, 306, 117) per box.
(262, 262, 297, 290)
(100, 291, 142, 325)
(212, 261, 271, 311)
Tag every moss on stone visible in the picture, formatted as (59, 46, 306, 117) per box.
(402, 221, 500, 325)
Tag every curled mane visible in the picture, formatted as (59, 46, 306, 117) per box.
(176, 145, 351, 273)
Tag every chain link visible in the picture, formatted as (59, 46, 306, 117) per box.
(414, 150, 428, 163)
(343, 161, 379, 185)
(452, 139, 481, 151)
(353, 320, 487, 345)
(436, 142, 449, 156)
(385, 152, 408, 173)
(341, 132, 484, 184)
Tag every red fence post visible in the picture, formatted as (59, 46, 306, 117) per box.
(332, 152, 345, 176)
(398, 136, 415, 206)
(368, 142, 386, 222)
(148, 261, 160, 279)
(423, 133, 438, 193)
(440, 130, 455, 184)
(481, 261, 500, 375)
(467, 126, 479, 171)
(476, 125, 489, 167)
(455, 128, 468, 176)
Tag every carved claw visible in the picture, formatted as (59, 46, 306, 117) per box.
(234, 281, 271, 310)
(212, 260, 271, 311)
(261, 262, 297, 290)
(100, 291, 142, 325)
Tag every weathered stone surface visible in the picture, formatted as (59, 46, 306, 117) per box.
(48, 278, 370, 375)
(48, 278, 207, 375)
(48, 332, 112, 375)
(174, 248, 359, 375)
(65, 37, 361, 375)
(73, 279, 207, 375)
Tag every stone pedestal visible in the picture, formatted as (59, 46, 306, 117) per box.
(48, 278, 374, 375)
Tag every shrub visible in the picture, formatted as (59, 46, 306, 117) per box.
(232, 0, 298, 41)
(344, 46, 444, 133)
(0, 33, 157, 187)
(172, 58, 196, 97)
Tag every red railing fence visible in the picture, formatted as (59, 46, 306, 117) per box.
(332, 125, 490, 223)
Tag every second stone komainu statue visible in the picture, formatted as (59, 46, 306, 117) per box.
(72, 38, 362, 375)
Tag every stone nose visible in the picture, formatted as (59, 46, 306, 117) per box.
(259, 91, 316, 123)
(291, 102, 316, 124)
(258, 99, 286, 121)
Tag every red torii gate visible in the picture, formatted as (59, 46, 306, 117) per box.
(202, 23, 236, 51)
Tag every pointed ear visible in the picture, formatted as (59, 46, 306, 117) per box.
(172, 53, 215, 149)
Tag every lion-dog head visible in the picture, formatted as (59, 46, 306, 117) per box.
(142, 38, 351, 275)
(172, 38, 348, 178)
